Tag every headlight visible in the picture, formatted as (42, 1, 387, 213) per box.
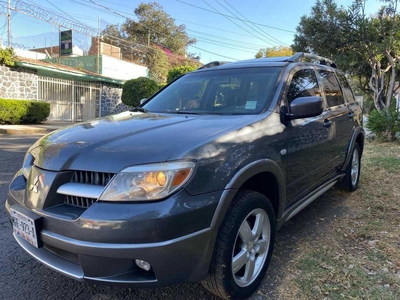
(99, 161, 196, 201)
(21, 152, 34, 179)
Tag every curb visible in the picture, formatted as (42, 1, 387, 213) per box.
(0, 127, 51, 135)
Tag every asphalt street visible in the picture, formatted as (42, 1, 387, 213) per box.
(0, 134, 347, 300)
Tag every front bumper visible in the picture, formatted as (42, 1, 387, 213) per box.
(6, 199, 216, 287)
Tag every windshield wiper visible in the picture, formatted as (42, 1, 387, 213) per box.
(174, 111, 203, 115)
(130, 106, 148, 113)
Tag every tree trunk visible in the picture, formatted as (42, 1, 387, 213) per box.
(368, 52, 397, 112)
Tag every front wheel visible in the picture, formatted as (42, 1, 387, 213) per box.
(202, 190, 276, 299)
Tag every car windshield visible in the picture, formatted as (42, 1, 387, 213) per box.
(143, 67, 281, 115)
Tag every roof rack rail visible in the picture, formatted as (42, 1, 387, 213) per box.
(288, 52, 337, 68)
(197, 61, 230, 70)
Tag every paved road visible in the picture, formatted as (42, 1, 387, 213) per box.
(0, 134, 348, 300)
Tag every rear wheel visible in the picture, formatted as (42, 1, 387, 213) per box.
(340, 143, 361, 192)
(202, 190, 276, 299)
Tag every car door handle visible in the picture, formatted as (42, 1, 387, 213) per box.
(323, 119, 332, 128)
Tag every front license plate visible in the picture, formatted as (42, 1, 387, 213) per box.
(11, 208, 39, 248)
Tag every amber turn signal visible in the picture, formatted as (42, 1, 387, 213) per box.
(172, 169, 191, 186)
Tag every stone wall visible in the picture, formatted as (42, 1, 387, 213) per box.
(0, 64, 126, 119)
(0, 65, 38, 99)
(100, 85, 128, 116)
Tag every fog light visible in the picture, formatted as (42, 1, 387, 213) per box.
(135, 259, 151, 271)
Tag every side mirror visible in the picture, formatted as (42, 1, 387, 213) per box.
(140, 98, 148, 105)
(286, 96, 323, 120)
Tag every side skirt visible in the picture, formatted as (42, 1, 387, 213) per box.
(277, 174, 345, 229)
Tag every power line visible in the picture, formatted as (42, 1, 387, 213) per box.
(201, 0, 275, 46)
(44, 0, 87, 26)
(178, 19, 268, 40)
(189, 34, 260, 52)
(176, 0, 296, 34)
(74, 0, 240, 60)
(187, 29, 265, 48)
(218, 0, 289, 46)
(191, 45, 239, 60)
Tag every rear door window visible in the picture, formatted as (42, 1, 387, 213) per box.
(337, 74, 356, 103)
(319, 70, 345, 107)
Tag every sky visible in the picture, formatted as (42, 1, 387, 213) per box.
(0, 0, 384, 63)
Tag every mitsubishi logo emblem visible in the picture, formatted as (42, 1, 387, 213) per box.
(29, 175, 39, 193)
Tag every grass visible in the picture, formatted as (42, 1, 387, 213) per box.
(277, 141, 400, 299)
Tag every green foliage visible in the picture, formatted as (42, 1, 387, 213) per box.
(366, 108, 400, 141)
(102, 2, 195, 65)
(0, 48, 15, 66)
(255, 46, 293, 58)
(0, 99, 50, 124)
(293, 0, 400, 134)
(147, 47, 170, 83)
(167, 65, 197, 83)
(158, 82, 167, 89)
(121, 77, 159, 107)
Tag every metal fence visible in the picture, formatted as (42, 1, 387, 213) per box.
(38, 77, 101, 121)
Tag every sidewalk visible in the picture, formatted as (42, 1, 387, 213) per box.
(0, 121, 80, 135)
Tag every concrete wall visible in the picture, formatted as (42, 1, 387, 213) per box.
(0, 65, 38, 99)
(101, 55, 148, 81)
(14, 48, 46, 60)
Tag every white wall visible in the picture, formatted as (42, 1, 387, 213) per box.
(14, 48, 46, 60)
(101, 55, 148, 81)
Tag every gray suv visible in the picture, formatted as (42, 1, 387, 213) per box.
(6, 53, 364, 299)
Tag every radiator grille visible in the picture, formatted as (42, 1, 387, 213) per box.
(71, 171, 115, 186)
(65, 195, 96, 208)
(63, 171, 115, 208)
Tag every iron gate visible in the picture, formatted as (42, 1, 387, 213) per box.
(38, 77, 101, 122)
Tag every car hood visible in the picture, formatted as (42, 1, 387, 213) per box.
(30, 111, 253, 173)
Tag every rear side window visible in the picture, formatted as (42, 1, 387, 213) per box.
(319, 70, 345, 107)
(337, 74, 356, 103)
(287, 69, 320, 104)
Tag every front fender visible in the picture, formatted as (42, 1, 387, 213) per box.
(210, 159, 286, 230)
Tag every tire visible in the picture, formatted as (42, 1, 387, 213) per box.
(202, 190, 276, 299)
(340, 143, 361, 192)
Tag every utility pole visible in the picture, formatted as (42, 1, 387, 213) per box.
(96, 15, 100, 74)
(7, 0, 12, 47)
(58, 25, 60, 64)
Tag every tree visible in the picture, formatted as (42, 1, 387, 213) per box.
(292, 0, 400, 113)
(167, 65, 197, 83)
(147, 47, 170, 83)
(103, 2, 195, 59)
(121, 77, 159, 107)
(255, 46, 293, 58)
(101, 2, 197, 81)
(123, 2, 195, 55)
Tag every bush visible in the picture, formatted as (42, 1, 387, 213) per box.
(167, 65, 197, 83)
(0, 48, 15, 66)
(121, 77, 159, 107)
(0, 99, 50, 124)
(366, 108, 400, 141)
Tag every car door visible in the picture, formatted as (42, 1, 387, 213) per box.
(317, 69, 351, 168)
(336, 72, 362, 159)
(284, 68, 338, 206)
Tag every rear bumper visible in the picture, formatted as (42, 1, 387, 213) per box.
(5, 199, 216, 287)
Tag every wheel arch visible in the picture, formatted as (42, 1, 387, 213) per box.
(341, 127, 365, 172)
(210, 159, 286, 230)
